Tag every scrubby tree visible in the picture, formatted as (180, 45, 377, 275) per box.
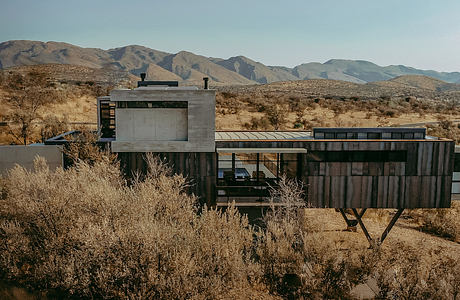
(40, 115, 70, 142)
(4, 71, 58, 144)
(266, 104, 289, 130)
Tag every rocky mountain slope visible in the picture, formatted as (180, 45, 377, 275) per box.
(1, 40, 460, 85)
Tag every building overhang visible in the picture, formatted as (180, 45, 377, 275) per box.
(216, 148, 308, 154)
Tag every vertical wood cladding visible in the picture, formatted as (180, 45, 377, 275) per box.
(118, 152, 216, 207)
(216, 140, 454, 208)
(119, 140, 453, 209)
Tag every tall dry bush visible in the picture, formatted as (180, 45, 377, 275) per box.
(427, 120, 460, 144)
(0, 154, 263, 299)
(374, 242, 460, 300)
(2, 154, 459, 299)
(63, 129, 116, 166)
(408, 201, 460, 242)
(265, 104, 288, 130)
(256, 177, 371, 299)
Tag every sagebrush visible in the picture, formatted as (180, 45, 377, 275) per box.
(0, 156, 459, 299)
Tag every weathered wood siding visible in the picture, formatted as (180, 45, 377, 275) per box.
(118, 152, 216, 206)
(216, 140, 454, 208)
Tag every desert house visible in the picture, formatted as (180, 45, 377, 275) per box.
(2, 76, 459, 243)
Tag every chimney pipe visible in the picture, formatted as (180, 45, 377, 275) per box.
(140, 73, 146, 81)
(203, 77, 209, 89)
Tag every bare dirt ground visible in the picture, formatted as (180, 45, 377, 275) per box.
(304, 202, 460, 298)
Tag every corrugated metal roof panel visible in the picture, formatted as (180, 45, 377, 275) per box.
(215, 131, 312, 141)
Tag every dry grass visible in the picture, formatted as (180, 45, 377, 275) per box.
(0, 68, 114, 145)
(0, 155, 265, 299)
(408, 201, 460, 242)
(1, 158, 460, 299)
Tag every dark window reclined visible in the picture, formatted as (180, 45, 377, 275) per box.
(307, 151, 407, 162)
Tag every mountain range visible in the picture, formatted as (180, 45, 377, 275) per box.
(1, 40, 460, 85)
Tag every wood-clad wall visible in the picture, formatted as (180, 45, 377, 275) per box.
(117, 152, 216, 207)
(216, 140, 454, 208)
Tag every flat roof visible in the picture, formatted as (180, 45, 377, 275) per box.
(215, 131, 312, 141)
(216, 130, 441, 142)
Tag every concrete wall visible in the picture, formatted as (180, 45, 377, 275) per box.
(116, 108, 188, 141)
(0, 145, 63, 176)
(110, 88, 215, 152)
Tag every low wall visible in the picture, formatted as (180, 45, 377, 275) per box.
(0, 145, 63, 176)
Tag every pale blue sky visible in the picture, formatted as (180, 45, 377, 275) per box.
(1, 0, 460, 71)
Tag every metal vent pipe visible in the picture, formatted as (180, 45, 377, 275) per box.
(203, 77, 209, 89)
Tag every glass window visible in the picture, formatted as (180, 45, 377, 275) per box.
(347, 132, 357, 139)
(280, 153, 298, 178)
(336, 133, 347, 139)
(306, 151, 407, 162)
(391, 132, 402, 139)
(403, 132, 414, 139)
(367, 132, 381, 139)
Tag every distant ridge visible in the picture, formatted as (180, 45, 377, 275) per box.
(1, 40, 460, 85)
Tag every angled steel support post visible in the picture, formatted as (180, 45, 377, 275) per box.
(351, 208, 373, 245)
(338, 208, 358, 230)
(339, 208, 351, 225)
(358, 208, 367, 219)
(351, 208, 404, 247)
(380, 208, 404, 243)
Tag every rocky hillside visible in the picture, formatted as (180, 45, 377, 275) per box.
(219, 76, 460, 103)
(1, 40, 460, 85)
(3, 64, 137, 88)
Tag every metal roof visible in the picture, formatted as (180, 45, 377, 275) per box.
(215, 131, 312, 141)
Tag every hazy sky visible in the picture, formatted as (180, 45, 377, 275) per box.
(1, 0, 460, 71)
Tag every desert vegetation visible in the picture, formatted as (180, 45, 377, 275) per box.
(2, 66, 460, 144)
(216, 80, 460, 134)
(426, 118, 460, 144)
(0, 66, 132, 145)
(408, 201, 460, 243)
(1, 154, 459, 299)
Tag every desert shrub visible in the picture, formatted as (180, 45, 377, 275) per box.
(89, 83, 113, 97)
(329, 102, 347, 117)
(426, 120, 460, 143)
(287, 96, 306, 113)
(63, 129, 116, 166)
(378, 108, 399, 118)
(39, 115, 70, 142)
(216, 92, 242, 114)
(374, 242, 460, 300)
(265, 104, 288, 130)
(256, 177, 370, 299)
(408, 201, 460, 242)
(0, 155, 263, 299)
(243, 116, 271, 130)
